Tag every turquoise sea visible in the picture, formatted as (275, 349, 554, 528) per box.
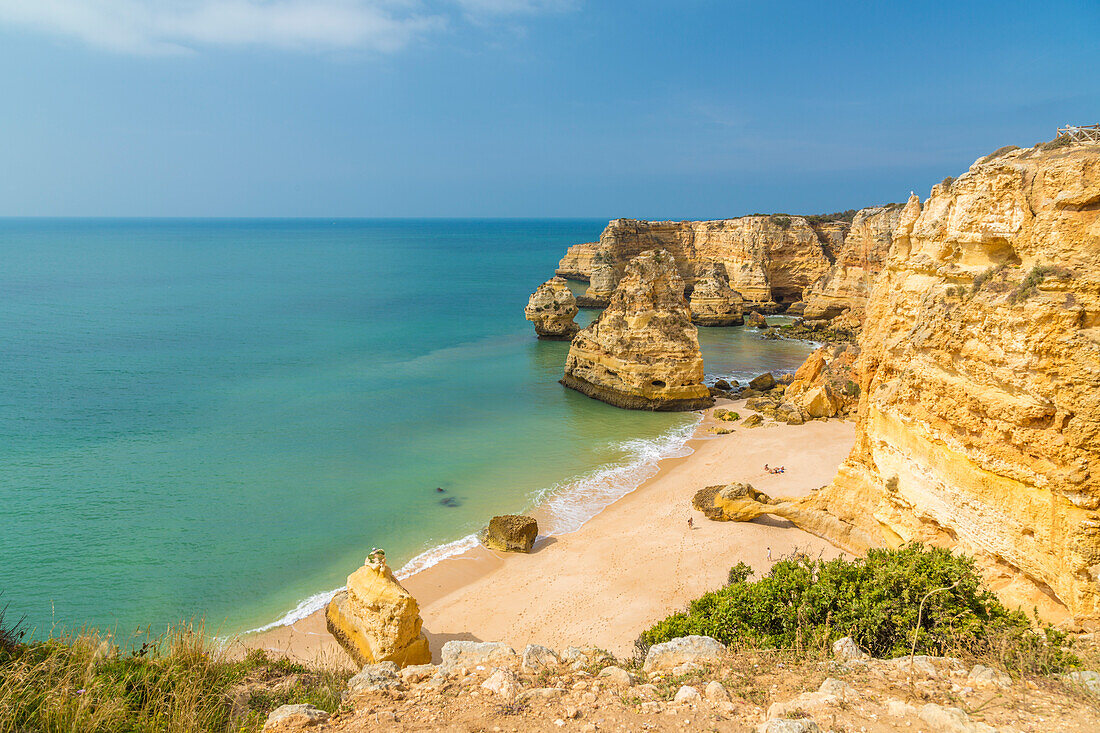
(0, 219, 813, 638)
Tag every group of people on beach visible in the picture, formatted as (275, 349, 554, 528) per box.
(764, 463, 785, 474)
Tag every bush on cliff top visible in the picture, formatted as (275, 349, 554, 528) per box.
(0, 621, 349, 732)
(639, 544, 1075, 674)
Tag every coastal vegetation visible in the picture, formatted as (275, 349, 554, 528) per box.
(0, 619, 348, 733)
(639, 544, 1078, 676)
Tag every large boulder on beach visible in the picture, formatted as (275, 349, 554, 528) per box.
(562, 249, 714, 411)
(325, 558, 431, 668)
(693, 483, 776, 522)
(479, 514, 539, 553)
(525, 277, 580, 340)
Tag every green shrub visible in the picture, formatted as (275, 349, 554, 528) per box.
(639, 544, 1076, 673)
(1007, 264, 1073, 304)
(803, 209, 858, 225)
(768, 214, 792, 229)
(0, 623, 350, 733)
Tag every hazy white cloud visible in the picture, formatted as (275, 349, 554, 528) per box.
(452, 0, 577, 15)
(0, 0, 574, 55)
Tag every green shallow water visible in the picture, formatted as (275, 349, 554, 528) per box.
(0, 219, 813, 637)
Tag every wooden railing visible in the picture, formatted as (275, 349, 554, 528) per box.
(1057, 124, 1100, 143)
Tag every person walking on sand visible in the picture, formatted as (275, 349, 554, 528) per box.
(687, 516, 694, 530)
(766, 546, 772, 561)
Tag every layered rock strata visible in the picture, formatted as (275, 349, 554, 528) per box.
(800, 143, 1100, 625)
(557, 217, 835, 307)
(801, 206, 904, 322)
(580, 257, 620, 308)
(525, 277, 580, 339)
(325, 557, 432, 667)
(690, 264, 744, 326)
(562, 249, 713, 411)
(556, 241, 600, 281)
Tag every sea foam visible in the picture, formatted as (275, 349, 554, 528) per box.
(248, 416, 701, 634)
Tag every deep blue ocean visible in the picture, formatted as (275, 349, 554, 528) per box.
(0, 219, 813, 637)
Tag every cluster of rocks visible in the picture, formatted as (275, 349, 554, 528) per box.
(264, 633, 1100, 731)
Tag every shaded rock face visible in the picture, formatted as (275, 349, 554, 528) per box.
(325, 559, 431, 668)
(582, 256, 621, 307)
(690, 264, 744, 326)
(784, 346, 860, 418)
(479, 514, 539, 553)
(804, 144, 1100, 625)
(562, 250, 714, 411)
(525, 277, 579, 339)
(802, 206, 905, 323)
(557, 217, 833, 307)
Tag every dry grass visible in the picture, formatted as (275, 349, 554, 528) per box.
(0, 621, 351, 733)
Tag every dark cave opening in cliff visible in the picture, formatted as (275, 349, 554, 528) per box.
(770, 287, 802, 303)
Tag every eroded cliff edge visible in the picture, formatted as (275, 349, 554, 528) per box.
(556, 211, 899, 327)
(802, 143, 1100, 626)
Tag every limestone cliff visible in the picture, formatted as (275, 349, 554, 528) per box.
(556, 241, 600, 281)
(690, 263, 744, 326)
(562, 249, 713, 411)
(800, 143, 1100, 625)
(525, 277, 579, 339)
(802, 206, 905, 322)
(325, 558, 432, 667)
(556, 217, 834, 308)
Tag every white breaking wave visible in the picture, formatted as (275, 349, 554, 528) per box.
(247, 586, 345, 634)
(246, 417, 701, 634)
(534, 416, 702, 535)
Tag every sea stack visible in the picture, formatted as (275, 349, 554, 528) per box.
(689, 263, 744, 326)
(561, 249, 713, 411)
(325, 553, 431, 667)
(800, 142, 1100, 625)
(524, 277, 579, 339)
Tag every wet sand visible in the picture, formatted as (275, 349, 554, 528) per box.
(238, 400, 855, 664)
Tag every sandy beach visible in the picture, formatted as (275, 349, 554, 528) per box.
(239, 399, 855, 665)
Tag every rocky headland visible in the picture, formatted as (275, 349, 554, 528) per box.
(787, 142, 1100, 626)
(561, 249, 713, 411)
(553, 210, 903, 335)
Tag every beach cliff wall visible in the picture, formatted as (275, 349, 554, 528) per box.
(801, 205, 905, 322)
(802, 142, 1100, 625)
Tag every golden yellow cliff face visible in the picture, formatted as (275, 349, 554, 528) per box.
(556, 241, 600, 281)
(562, 249, 714, 411)
(805, 143, 1100, 626)
(325, 561, 431, 667)
(558, 217, 833, 307)
(690, 263, 744, 326)
(802, 206, 904, 321)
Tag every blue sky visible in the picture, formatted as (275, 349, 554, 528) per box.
(1, 0, 1097, 218)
